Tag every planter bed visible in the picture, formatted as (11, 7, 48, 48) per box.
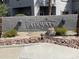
(0, 36, 79, 49)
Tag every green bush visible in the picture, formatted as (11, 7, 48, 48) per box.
(73, 28, 77, 33)
(3, 29, 17, 38)
(16, 14, 26, 16)
(55, 27, 67, 36)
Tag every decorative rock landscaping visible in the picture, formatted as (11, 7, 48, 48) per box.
(0, 36, 79, 49)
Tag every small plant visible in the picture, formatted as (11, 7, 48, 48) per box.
(73, 28, 77, 33)
(55, 27, 67, 36)
(3, 29, 17, 38)
(16, 14, 26, 16)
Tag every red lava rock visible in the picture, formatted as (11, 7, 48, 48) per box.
(0, 40, 5, 45)
(24, 39, 29, 44)
(4, 40, 12, 45)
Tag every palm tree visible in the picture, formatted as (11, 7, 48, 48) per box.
(48, 0, 52, 15)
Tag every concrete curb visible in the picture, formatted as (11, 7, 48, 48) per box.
(0, 43, 33, 48)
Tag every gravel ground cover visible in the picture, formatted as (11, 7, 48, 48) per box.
(0, 36, 79, 49)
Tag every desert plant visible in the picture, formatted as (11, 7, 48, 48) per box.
(3, 29, 17, 38)
(55, 27, 67, 36)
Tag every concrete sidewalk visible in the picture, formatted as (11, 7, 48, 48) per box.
(20, 43, 79, 59)
(0, 43, 79, 59)
(0, 46, 23, 59)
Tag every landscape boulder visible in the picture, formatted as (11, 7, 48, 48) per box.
(45, 27, 56, 36)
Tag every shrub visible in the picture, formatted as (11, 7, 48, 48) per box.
(3, 29, 17, 38)
(0, 4, 8, 16)
(55, 27, 67, 36)
(16, 14, 26, 16)
(73, 28, 77, 33)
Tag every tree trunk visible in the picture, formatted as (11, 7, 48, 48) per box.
(76, 13, 79, 36)
(0, 17, 2, 38)
(48, 0, 52, 15)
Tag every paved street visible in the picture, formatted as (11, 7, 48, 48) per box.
(0, 43, 79, 59)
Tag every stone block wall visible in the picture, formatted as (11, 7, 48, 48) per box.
(2, 14, 78, 32)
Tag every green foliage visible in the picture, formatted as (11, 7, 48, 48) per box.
(55, 27, 67, 36)
(16, 14, 26, 16)
(0, 18, 2, 23)
(73, 28, 77, 32)
(0, 4, 7, 16)
(3, 29, 17, 38)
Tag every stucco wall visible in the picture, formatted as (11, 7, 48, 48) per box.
(32, 0, 55, 16)
(55, 0, 72, 15)
(9, 0, 33, 8)
(5, 0, 74, 16)
(72, 2, 79, 11)
(7, 0, 55, 16)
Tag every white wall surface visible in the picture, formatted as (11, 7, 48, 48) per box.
(5, 0, 79, 16)
(55, 0, 72, 15)
(33, 0, 55, 16)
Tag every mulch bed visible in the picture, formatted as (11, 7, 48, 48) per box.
(0, 36, 79, 49)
